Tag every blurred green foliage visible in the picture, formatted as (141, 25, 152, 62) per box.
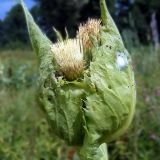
(0, 50, 63, 160)
(0, 47, 160, 159)
(0, 50, 37, 89)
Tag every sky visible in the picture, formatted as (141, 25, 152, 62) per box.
(0, 0, 36, 20)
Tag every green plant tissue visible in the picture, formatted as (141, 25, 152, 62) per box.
(18, 0, 136, 159)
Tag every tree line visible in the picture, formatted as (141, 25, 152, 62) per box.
(0, 0, 160, 49)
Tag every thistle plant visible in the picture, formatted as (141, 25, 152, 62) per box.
(18, 0, 136, 159)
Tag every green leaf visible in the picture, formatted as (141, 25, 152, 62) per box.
(18, 0, 52, 59)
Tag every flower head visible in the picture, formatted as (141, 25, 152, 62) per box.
(51, 39, 84, 80)
(77, 19, 101, 50)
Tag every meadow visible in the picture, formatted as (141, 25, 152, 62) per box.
(0, 47, 160, 160)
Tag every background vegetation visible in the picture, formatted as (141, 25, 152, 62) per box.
(0, 0, 160, 159)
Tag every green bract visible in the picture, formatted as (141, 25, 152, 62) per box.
(18, 0, 136, 159)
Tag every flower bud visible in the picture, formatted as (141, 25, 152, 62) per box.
(20, 0, 136, 159)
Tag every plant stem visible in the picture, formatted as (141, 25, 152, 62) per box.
(79, 143, 108, 160)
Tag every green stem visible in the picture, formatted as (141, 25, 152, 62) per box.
(79, 143, 108, 160)
(78, 131, 108, 160)
(95, 143, 108, 160)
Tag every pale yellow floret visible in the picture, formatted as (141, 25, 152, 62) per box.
(51, 39, 84, 80)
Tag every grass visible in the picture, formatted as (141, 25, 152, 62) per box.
(0, 47, 160, 160)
